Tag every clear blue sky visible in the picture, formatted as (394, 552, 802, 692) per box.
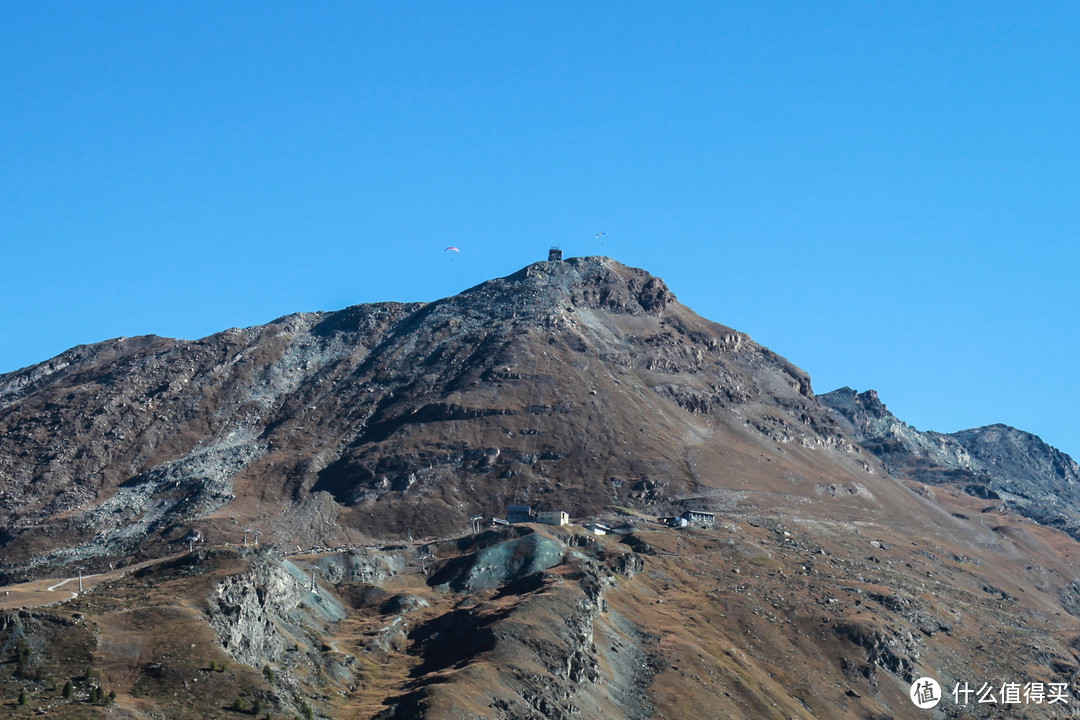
(3, 3, 1079, 459)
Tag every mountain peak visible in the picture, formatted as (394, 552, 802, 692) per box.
(463, 255, 677, 319)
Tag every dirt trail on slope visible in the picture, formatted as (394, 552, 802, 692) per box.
(0, 551, 189, 610)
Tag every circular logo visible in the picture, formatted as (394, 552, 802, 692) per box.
(910, 677, 942, 709)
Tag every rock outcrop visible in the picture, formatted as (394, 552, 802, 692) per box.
(207, 550, 346, 669)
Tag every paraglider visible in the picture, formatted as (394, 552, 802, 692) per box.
(594, 232, 605, 238)
(445, 246, 460, 252)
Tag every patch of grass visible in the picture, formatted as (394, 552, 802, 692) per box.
(746, 554, 778, 568)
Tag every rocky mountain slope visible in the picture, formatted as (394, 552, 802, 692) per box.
(820, 387, 1080, 540)
(0, 256, 883, 579)
(3, 256, 1080, 719)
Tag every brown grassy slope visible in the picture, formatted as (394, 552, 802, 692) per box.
(2, 506, 1080, 719)
(332, 511, 1080, 720)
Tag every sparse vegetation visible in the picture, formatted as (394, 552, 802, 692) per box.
(746, 553, 779, 568)
(15, 644, 31, 664)
(262, 663, 275, 683)
(62, 679, 73, 698)
(206, 659, 229, 672)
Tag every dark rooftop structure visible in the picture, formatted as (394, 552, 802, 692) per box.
(507, 504, 533, 523)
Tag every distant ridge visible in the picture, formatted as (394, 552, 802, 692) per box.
(820, 386, 1080, 539)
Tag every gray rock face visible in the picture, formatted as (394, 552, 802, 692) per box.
(820, 387, 1080, 538)
(207, 551, 345, 670)
(429, 533, 567, 593)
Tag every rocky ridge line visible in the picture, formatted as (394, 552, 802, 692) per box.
(819, 387, 1080, 539)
